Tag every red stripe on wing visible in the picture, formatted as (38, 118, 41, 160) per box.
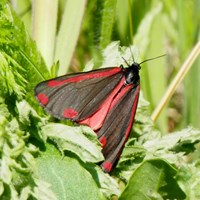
(99, 85, 140, 173)
(78, 77, 126, 130)
(102, 87, 140, 173)
(108, 84, 133, 111)
(124, 86, 140, 138)
(48, 67, 121, 87)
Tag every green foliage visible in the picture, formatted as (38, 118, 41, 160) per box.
(0, 98, 39, 199)
(54, 0, 86, 75)
(41, 123, 104, 163)
(35, 144, 104, 200)
(0, 0, 50, 104)
(119, 159, 186, 200)
(0, 0, 200, 199)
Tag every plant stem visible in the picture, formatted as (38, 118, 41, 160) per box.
(151, 41, 200, 122)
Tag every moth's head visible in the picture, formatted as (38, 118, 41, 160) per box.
(131, 62, 141, 71)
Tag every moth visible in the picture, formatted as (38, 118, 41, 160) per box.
(35, 55, 163, 172)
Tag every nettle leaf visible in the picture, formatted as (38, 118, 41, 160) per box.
(0, 97, 9, 118)
(0, 0, 49, 100)
(119, 159, 186, 200)
(0, 113, 38, 199)
(41, 123, 104, 163)
(117, 127, 200, 178)
(0, 52, 27, 98)
(177, 161, 200, 199)
(93, 168, 120, 198)
(16, 100, 47, 141)
(143, 127, 200, 158)
(35, 144, 104, 200)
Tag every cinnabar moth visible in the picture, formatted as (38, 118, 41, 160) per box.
(34, 55, 163, 173)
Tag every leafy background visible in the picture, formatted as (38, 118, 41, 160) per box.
(0, 0, 200, 199)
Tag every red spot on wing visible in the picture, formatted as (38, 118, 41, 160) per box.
(37, 93, 49, 105)
(101, 161, 113, 173)
(63, 108, 78, 118)
(48, 68, 121, 87)
(99, 136, 107, 147)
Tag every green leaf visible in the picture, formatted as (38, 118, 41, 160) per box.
(35, 143, 104, 200)
(119, 159, 186, 200)
(0, 111, 39, 199)
(0, 0, 50, 100)
(143, 127, 200, 156)
(32, 179, 58, 200)
(16, 100, 47, 141)
(177, 161, 200, 199)
(31, 0, 58, 69)
(55, 0, 86, 75)
(100, 0, 117, 49)
(41, 123, 104, 163)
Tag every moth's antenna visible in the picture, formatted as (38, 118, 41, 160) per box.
(139, 54, 166, 65)
(121, 45, 138, 66)
(122, 57, 130, 67)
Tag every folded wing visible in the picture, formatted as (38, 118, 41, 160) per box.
(98, 85, 140, 172)
(35, 67, 123, 121)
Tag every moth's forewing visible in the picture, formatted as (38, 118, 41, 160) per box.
(35, 67, 122, 120)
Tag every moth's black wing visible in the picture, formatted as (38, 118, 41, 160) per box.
(97, 85, 140, 173)
(35, 67, 123, 121)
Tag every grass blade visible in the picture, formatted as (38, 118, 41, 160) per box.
(55, 0, 86, 75)
(151, 41, 200, 122)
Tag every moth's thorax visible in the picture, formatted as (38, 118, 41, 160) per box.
(124, 63, 140, 85)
